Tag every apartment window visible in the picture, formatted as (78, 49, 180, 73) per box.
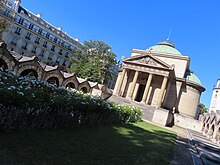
(4, 10, 10, 17)
(22, 42, 28, 50)
(15, 27, 21, 35)
(54, 37, 57, 43)
(38, 29, 42, 35)
(29, 24, 34, 30)
(65, 52, 69, 58)
(11, 38, 17, 46)
(35, 37, 40, 44)
(61, 42, 65, 46)
(46, 32, 50, 39)
(39, 50, 44, 57)
(48, 54, 53, 60)
(43, 41, 47, 48)
(59, 49, 63, 55)
(51, 45, 55, 51)
(25, 32, 31, 40)
(56, 57, 60, 63)
(18, 18, 24, 25)
(31, 46, 37, 54)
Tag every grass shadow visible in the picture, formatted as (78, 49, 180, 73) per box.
(0, 122, 176, 165)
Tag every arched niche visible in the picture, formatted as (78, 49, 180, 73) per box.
(66, 82, 76, 89)
(0, 58, 8, 71)
(47, 77, 59, 86)
(80, 86, 88, 93)
(20, 69, 38, 79)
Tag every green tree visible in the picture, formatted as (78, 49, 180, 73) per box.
(0, 19, 9, 42)
(69, 40, 117, 84)
(199, 103, 208, 114)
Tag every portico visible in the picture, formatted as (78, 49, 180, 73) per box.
(113, 54, 173, 108)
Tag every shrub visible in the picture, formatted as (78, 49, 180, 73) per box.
(0, 71, 142, 132)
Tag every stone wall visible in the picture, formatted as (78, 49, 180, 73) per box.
(178, 84, 201, 118)
(174, 114, 202, 131)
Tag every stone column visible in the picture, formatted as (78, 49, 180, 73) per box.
(141, 73, 153, 104)
(113, 68, 126, 96)
(127, 71, 139, 100)
(157, 76, 168, 108)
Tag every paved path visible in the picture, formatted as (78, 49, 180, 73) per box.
(170, 126, 194, 165)
(188, 130, 220, 165)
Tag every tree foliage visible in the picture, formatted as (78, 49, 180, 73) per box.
(199, 103, 208, 114)
(0, 19, 9, 42)
(69, 40, 117, 84)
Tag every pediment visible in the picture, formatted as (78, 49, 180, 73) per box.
(123, 54, 172, 69)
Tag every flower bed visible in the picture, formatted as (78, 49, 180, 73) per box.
(0, 71, 142, 131)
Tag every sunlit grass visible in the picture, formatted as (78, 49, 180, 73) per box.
(0, 122, 176, 165)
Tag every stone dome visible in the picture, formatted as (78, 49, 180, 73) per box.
(185, 70, 202, 86)
(149, 40, 182, 56)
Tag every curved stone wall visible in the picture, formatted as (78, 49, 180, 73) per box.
(178, 84, 201, 118)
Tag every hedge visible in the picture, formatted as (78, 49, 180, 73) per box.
(0, 71, 142, 132)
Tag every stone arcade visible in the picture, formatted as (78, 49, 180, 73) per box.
(113, 40, 205, 122)
(0, 42, 111, 98)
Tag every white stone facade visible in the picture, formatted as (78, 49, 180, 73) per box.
(0, 0, 82, 69)
(209, 79, 220, 113)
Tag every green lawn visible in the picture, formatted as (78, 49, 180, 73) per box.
(0, 122, 176, 165)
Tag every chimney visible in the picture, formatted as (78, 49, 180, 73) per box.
(13, 0, 21, 12)
(36, 13, 42, 18)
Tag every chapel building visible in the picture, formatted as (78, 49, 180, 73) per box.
(113, 40, 205, 118)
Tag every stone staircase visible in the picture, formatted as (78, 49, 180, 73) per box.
(107, 95, 156, 122)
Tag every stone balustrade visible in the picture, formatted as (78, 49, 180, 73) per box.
(201, 112, 220, 144)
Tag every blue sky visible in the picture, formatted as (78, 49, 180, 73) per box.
(21, 0, 220, 107)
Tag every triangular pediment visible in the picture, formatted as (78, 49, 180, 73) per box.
(123, 54, 172, 69)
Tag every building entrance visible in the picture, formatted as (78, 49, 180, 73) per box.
(135, 84, 145, 102)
